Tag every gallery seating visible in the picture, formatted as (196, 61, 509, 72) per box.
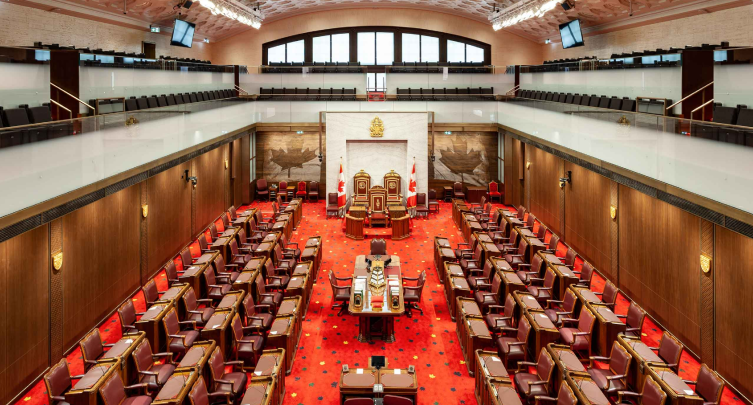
(262, 61, 364, 73)
(388, 61, 492, 73)
(98, 373, 154, 405)
(257, 87, 357, 100)
(587, 341, 631, 395)
(164, 308, 199, 356)
(517, 89, 639, 113)
(44, 359, 84, 405)
(79, 329, 115, 370)
(513, 350, 555, 403)
(559, 306, 596, 358)
(692, 103, 753, 146)
(395, 87, 494, 101)
(131, 339, 176, 391)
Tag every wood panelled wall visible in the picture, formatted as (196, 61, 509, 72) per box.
(514, 139, 753, 401)
(0, 133, 251, 405)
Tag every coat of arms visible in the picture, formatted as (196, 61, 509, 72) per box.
(370, 116, 384, 137)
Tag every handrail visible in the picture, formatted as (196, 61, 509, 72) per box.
(691, 98, 714, 120)
(50, 82, 95, 112)
(49, 99, 72, 120)
(666, 81, 713, 112)
(234, 85, 248, 96)
(506, 85, 520, 96)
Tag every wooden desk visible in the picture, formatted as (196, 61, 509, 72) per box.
(435, 238, 456, 284)
(217, 290, 245, 314)
(443, 262, 465, 302)
(348, 206, 367, 219)
(588, 303, 626, 356)
(285, 274, 309, 316)
(487, 379, 523, 405)
(388, 205, 406, 220)
(232, 208, 257, 236)
(179, 252, 219, 299)
(251, 349, 286, 405)
(538, 252, 563, 278)
(463, 214, 483, 243)
(646, 365, 703, 405)
(475, 350, 511, 405)
(292, 261, 313, 315)
(452, 199, 471, 229)
(500, 271, 527, 302)
(547, 343, 589, 391)
(618, 334, 666, 392)
(212, 233, 235, 265)
(490, 257, 513, 273)
(65, 359, 120, 405)
(232, 271, 259, 303)
(152, 370, 198, 405)
(240, 378, 276, 405)
(345, 214, 365, 240)
(288, 198, 303, 228)
(512, 291, 543, 325)
(459, 315, 493, 376)
(200, 310, 234, 359)
(525, 310, 560, 361)
(550, 264, 579, 301)
(379, 368, 418, 403)
(448, 275, 471, 321)
(277, 297, 302, 342)
(391, 215, 411, 240)
(520, 233, 546, 264)
(456, 297, 482, 328)
(175, 340, 216, 388)
(569, 285, 603, 317)
(566, 373, 611, 405)
(465, 186, 487, 204)
(267, 316, 298, 375)
(500, 212, 524, 238)
(158, 283, 190, 320)
(100, 332, 145, 385)
(479, 240, 502, 265)
(348, 255, 404, 343)
(135, 303, 172, 352)
(301, 236, 322, 277)
(244, 255, 266, 275)
(271, 218, 291, 241)
(339, 367, 378, 404)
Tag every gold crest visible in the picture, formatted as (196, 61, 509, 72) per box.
(370, 116, 384, 137)
(142, 204, 149, 218)
(52, 251, 63, 271)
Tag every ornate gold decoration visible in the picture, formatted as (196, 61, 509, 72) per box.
(610, 205, 617, 220)
(617, 115, 631, 126)
(52, 251, 63, 271)
(125, 116, 139, 126)
(700, 254, 712, 274)
(369, 116, 384, 137)
(142, 204, 149, 218)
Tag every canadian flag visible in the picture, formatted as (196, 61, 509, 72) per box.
(406, 159, 417, 209)
(337, 161, 347, 209)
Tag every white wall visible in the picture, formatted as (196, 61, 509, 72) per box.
(0, 62, 49, 108)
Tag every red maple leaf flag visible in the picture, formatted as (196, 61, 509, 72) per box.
(407, 159, 417, 209)
(337, 161, 347, 209)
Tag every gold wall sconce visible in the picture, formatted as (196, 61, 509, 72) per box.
(526, 161, 531, 170)
(52, 251, 63, 271)
(610, 205, 617, 220)
(142, 204, 149, 218)
(700, 254, 712, 274)
(225, 160, 229, 169)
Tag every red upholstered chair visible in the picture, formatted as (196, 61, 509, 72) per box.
(573, 261, 595, 288)
(329, 271, 352, 316)
(278, 181, 289, 202)
(615, 376, 668, 405)
(256, 179, 269, 201)
(514, 349, 556, 404)
(475, 271, 503, 313)
(98, 373, 153, 405)
(545, 288, 577, 327)
(527, 266, 556, 305)
(541, 233, 560, 256)
(207, 347, 247, 403)
(327, 193, 340, 217)
(189, 377, 233, 405)
(517, 253, 544, 285)
(415, 193, 429, 218)
(308, 181, 320, 201)
(370, 238, 388, 255)
(536, 223, 548, 241)
(516, 206, 527, 220)
(142, 278, 166, 307)
(453, 182, 465, 199)
(588, 341, 632, 395)
(228, 206, 238, 221)
(163, 307, 198, 356)
(559, 306, 596, 358)
(118, 299, 144, 334)
(79, 329, 115, 370)
(684, 364, 725, 405)
(617, 301, 646, 337)
(213, 252, 241, 284)
(594, 280, 618, 309)
(280, 234, 301, 258)
(384, 395, 414, 405)
(255, 270, 283, 313)
(460, 243, 484, 276)
(427, 189, 440, 213)
(262, 255, 290, 291)
(485, 293, 516, 334)
(403, 271, 426, 317)
(296, 181, 307, 200)
(272, 243, 297, 270)
(204, 266, 231, 301)
(182, 287, 214, 326)
(164, 260, 184, 286)
(496, 314, 532, 368)
(197, 234, 214, 255)
(180, 247, 197, 268)
(230, 313, 264, 369)
(468, 259, 494, 290)
(276, 195, 290, 211)
(563, 247, 578, 267)
(488, 181, 502, 203)
(650, 332, 684, 372)
(131, 339, 176, 391)
(533, 379, 578, 405)
(242, 293, 273, 331)
(44, 359, 84, 405)
(504, 237, 530, 270)
(227, 239, 252, 268)
(209, 223, 220, 240)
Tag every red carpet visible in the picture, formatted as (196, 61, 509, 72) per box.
(14, 201, 744, 405)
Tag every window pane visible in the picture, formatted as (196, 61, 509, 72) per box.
(331, 33, 350, 63)
(467, 44, 484, 63)
(421, 36, 439, 62)
(447, 40, 465, 63)
(268, 44, 285, 63)
(287, 40, 305, 63)
(376, 32, 394, 65)
(358, 32, 375, 65)
(376, 73, 386, 91)
(366, 73, 375, 91)
(402, 33, 420, 63)
(312, 36, 330, 63)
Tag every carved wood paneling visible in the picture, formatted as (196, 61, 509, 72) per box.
(529, 145, 563, 237)
(194, 147, 226, 233)
(700, 219, 714, 366)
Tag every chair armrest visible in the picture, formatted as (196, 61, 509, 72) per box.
(534, 396, 558, 405)
(617, 391, 642, 404)
(214, 379, 234, 387)
(546, 300, 563, 308)
(178, 320, 197, 329)
(52, 396, 67, 402)
(71, 374, 85, 380)
(606, 374, 627, 381)
(187, 310, 204, 315)
(572, 331, 591, 336)
(139, 370, 159, 376)
(197, 299, 214, 304)
(516, 361, 538, 372)
(616, 314, 627, 319)
(507, 342, 526, 347)
(561, 318, 578, 324)
(683, 380, 697, 386)
(626, 327, 641, 333)
(85, 360, 98, 365)
(124, 383, 151, 395)
(517, 264, 532, 268)
(103, 343, 116, 347)
(135, 312, 146, 316)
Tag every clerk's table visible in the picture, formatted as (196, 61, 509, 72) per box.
(348, 255, 404, 343)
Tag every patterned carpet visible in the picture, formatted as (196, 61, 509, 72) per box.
(14, 200, 743, 405)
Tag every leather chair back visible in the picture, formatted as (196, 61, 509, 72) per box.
(516, 238, 529, 257)
(537, 350, 556, 383)
(544, 267, 556, 288)
(428, 189, 437, 201)
(143, 279, 160, 305)
(243, 294, 257, 317)
(603, 281, 618, 306)
(414, 271, 426, 296)
(209, 347, 225, 384)
(237, 228, 247, 246)
(298, 181, 306, 193)
(80, 329, 105, 366)
(371, 238, 387, 255)
(516, 206, 526, 220)
(417, 193, 426, 205)
(504, 294, 516, 322)
(213, 255, 227, 274)
(256, 179, 268, 192)
(231, 313, 243, 342)
(556, 382, 577, 405)
(229, 206, 237, 220)
(548, 233, 560, 251)
(696, 364, 724, 403)
(481, 260, 493, 278)
(580, 262, 594, 286)
(578, 307, 596, 335)
(220, 213, 230, 229)
(118, 300, 138, 328)
(165, 260, 179, 283)
(45, 359, 72, 402)
(643, 376, 668, 405)
(132, 339, 155, 374)
(273, 243, 285, 263)
(209, 223, 219, 239)
(563, 289, 577, 312)
(310, 181, 319, 194)
(626, 302, 646, 330)
(490, 272, 502, 295)
(658, 333, 684, 367)
(229, 239, 240, 257)
(180, 248, 193, 268)
(164, 308, 180, 336)
(204, 266, 218, 287)
(189, 377, 210, 405)
(384, 395, 413, 405)
(328, 193, 338, 205)
(526, 213, 536, 228)
(537, 223, 547, 240)
(198, 234, 209, 251)
(474, 243, 484, 261)
(530, 254, 544, 276)
(517, 315, 532, 343)
(184, 287, 199, 311)
(564, 247, 577, 266)
(255, 270, 269, 295)
(489, 182, 498, 193)
(264, 258, 275, 280)
(453, 182, 462, 193)
(272, 202, 279, 215)
(610, 342, 632, 376)
(99, 374, 127, 405)
(279, 181, 287, 190)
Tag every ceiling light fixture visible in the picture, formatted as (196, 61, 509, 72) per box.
(196, 0, 263, 28)
(490, 0, 559, 30)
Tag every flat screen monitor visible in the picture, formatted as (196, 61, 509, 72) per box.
(171, 19, 195, 48)
(559, 20, 584, 49)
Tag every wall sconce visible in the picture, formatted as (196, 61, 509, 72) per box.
(52, 251, 63, 271)
(610, 205, 617, 219)
(444, 131, 452, 135)
(700, 254, 712, 274)
(318, 154, 323, 163)
(558, 171, 571, 189)
(296, 130, 304, 134)
(141, 204, 149, 218)
(187, 176, 198, 188)
(224, 159, 229, 169)
(526, 161, 531, 170)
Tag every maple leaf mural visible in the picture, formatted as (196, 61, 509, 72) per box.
(438, 136, 483, 183)
(269, 137, 318, 177)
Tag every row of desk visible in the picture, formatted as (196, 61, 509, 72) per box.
(338, 367, 418, 404)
